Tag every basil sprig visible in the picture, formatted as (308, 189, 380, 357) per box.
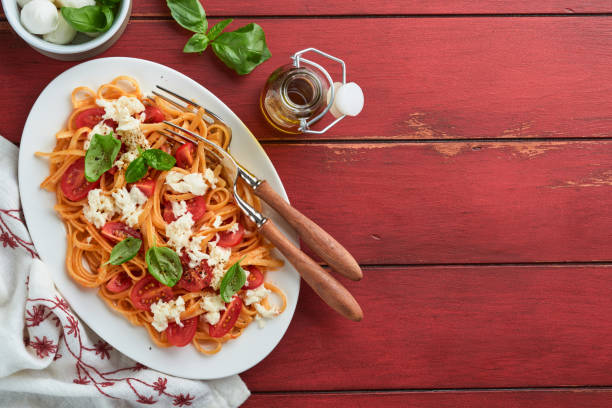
(125, 149, 176, 183)
(105, 237, 142, 265)
(219, 257, 247, 303)
(84, 132, 121, 182)
(61, 4, 115, 33)
(145, 246, 183, 287)
(167, 0, 271, 75)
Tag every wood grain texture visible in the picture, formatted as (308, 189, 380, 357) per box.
(3, 18, 612, 142)
(255, 180, 362, 281)
(260, 220, 363, 321)
(265, 141, 612, 264)
(245, 390, 612, 408)
(131, 1, 612, 17)
(243, 265, 612, 391)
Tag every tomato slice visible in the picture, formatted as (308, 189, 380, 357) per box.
(101, 222, 142, 243)
(243, 266, 264, 289)
(130, 275, 174, 311)
(133, 178, 155, 198)
(209, 297, 243, 338)
(143, 105, 165, 123)
(218, 223, 244, 248)
(106, 272, 132, 293)
(174, 142, 195, 169)
(103, 119, 118, 130)
(60, 157, 100, 201)
(162, 196, 207, 223)
(166, 317, 198, 347)
(74, 107, 105, 129)
(176, 253, 211, 292)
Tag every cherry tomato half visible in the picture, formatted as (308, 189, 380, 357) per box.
(162, 196, 207, 224)
(209, 297, 243, 338)
(218, 223, 244, 248)
(60, 157, 100, 201)
(166, 317, 198, 347)
(174, 142, 196, 169)
(243, 266, 264, 289)
(106, 272, 132, 293)
(133, 178, 156, 198)
(176, 253, 211, 292)
(129, 275, 174, 311)
(74, 107, 105, 129)
(101, 222, 142, 243)
(143, 105, 165, 123)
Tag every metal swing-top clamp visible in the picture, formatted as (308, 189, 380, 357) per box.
(291, 48, 364, 134)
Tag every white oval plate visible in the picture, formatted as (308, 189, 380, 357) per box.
(18, 57, 300, 380)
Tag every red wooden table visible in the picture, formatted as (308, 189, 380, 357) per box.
(4, 1, 612, 406)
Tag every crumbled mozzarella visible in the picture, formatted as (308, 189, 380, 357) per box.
(228, 223, 240, 233)
(204, 168, 218, 188)
(185, 235, 207, 268)
(85, 236, 92, 244)
(82, 189, 115, 228)
(207, 240, 232, 290)
(150, 297, 185, 332)
(254, 303, 279, 328)
(83, 122, 114, 149)
(213, 215, 222, 228)
(97, 96, 144, 132)
(171, 200, 188, 219)
(113, 149, 139, 170)
(166, 213, 194, 254)
(245, 286, 271, 306)
(165, 171, 208, 196)
(200, 293, 226, 325)
(111, 187, 148, 228)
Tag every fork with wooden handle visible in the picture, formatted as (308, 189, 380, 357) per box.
(162, 123, 364, 322)
(153, 85, 363, 282)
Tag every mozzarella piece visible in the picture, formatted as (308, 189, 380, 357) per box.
(111, 187, 148, 228)
(207, 241, 231, 290)
(82, 189, 115, 229)
(200, 293, 226, 325)
(55, 0, 95, 7)
(165, 171, 208, 196)
(185, 236, 207, 268)
(43, 12, 76, 44)
(228, 222, 240, 233)
(171, 200, 188, 219)
(84, 122, 114, 149)
(21, 0, 58, 35)
(150, 297, 185, 332)
(166, 213, 195, 254)
(245, 285, 271, 306)
(253, 303, 279, 328)
(212, 215, 222, 228)
(203, 168, 218, 188)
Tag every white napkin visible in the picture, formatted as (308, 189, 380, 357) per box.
(0, 135, 250, 407)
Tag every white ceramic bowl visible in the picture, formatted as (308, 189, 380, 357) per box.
(1, 0, 132, 61)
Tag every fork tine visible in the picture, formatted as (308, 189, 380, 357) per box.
(158, 130, 185, 144)
(156, 85, 224, 123)
(162, 123, 224, 162)
(152, 91, 190, 112)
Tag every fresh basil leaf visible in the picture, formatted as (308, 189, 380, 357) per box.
(183, 32, 209, 53)
(206, 18, 233, 42)
(105, 237, 142, 265)
(146, 246, 183, 287)
(61, 5, 114, 33)
(166, 0, 207, 33)
(142, 149, 177, 170)
(125, 156, 148, 183)
(220, 257, 247, 303)
(84, 133, 121, 182)
(211, 23, 271, 75)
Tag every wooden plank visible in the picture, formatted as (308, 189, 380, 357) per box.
(3, 18, 612, 142)
(264, 141, 612, 264)
(132, 1, 612, 17)
(242, 265, 612, 391)
(245, 390, 612, 408)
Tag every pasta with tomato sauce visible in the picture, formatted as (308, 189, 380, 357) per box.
(36, 76, 286, 354)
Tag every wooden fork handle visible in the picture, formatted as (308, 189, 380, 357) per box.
(255, 180, 363, 281)
(260, 220, 363, 322)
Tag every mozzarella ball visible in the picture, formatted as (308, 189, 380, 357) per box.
(20, 0, 59, 35)
(55, 0, 95, 7)
(17, 0, 34, 8)
(43, 12, 77, 44)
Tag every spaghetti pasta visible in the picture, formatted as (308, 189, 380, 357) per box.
(37, 76, 286, 354)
